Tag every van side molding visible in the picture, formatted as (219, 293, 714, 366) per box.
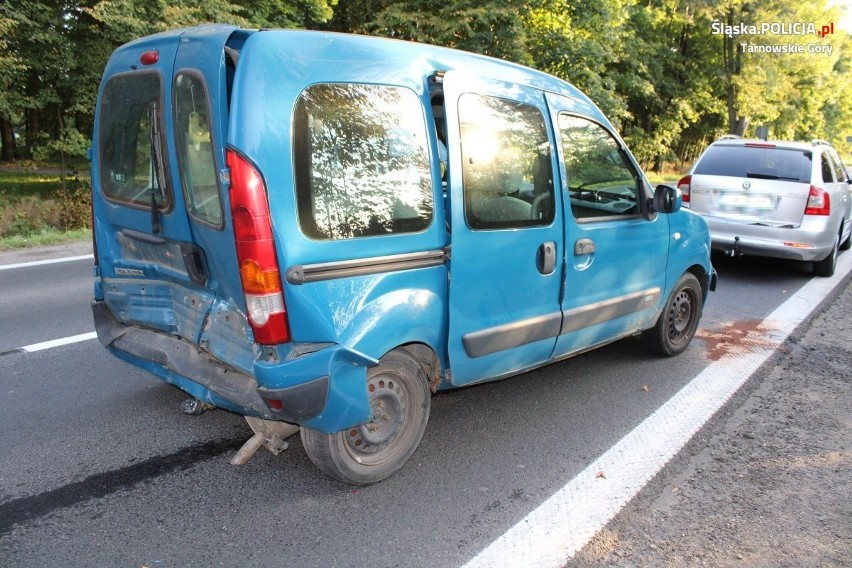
(285, 249, 447, 285)
(461, 287, 662, 358)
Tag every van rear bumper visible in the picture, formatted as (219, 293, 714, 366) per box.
(93, 300, 278, 419)
(93, 300, 375, 432)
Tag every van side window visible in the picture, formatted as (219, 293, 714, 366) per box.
(559, 114, 640, 221)
(293, 84, 433, 240)
(99, 72, 169, 209)
(174, 73, 223, 227)
(459, 94, 554, 229)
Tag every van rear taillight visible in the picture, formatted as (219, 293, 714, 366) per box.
(226, 149, 290, 345)
(677, 175, 691, 204)
(805, 185, 830, 216)
(140, 50, 159, 65)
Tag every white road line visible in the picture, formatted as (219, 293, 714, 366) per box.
(463, 252, 852, 568)
(20, 331, 98, 353)
(0, 254, 94, 271)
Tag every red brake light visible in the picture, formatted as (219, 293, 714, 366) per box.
(226, 149, 290, 345)
(744, 142, 776, 148)
(804, 185, 830, 216)
(677, 174, 691, 204)
(140, 50, 159, 65)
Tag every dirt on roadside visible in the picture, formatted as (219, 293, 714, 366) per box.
(572, 277, 852, 567)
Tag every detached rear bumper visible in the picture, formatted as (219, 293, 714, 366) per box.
(92, 300, 374, 432)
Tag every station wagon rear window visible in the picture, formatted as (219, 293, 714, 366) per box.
(99, 72, 169, 208)
(694, 145, 812, 183)
(293, 84, 433, 240)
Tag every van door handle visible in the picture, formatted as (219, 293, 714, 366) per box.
(537, 241, 557, 275)
(574, 238, 596, 256)
(180, 243, 208, 286)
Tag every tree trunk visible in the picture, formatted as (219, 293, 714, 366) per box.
(732, 116, 749, 137)
(0, 117, 16, 162)
(57, 106, 67, 191)
(723, 11, 748, 136)
(25, 108, 39, 160)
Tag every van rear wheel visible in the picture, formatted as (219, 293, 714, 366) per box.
(301, 349, 430, 485)
(642, 273, 702, 356)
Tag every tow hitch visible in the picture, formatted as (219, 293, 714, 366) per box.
(230, 417, 300, 465)
(724, 236, 742, 258)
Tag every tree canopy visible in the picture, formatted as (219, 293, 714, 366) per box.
(1, 0, 850, 170)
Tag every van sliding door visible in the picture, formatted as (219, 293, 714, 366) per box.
(443, 72, 564, 385)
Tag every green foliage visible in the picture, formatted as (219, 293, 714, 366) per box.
(31, 122, 90, 164)
(0, 167, 90, 238)
(56, 176, 92, 231)
(0, 168, 64, 198)
(525, 0, 632, 123)
(363, 0, 531, 63)
(235, 0, 337, 28)
(2, 0, 852, 188)
(0, 195, 56, 238)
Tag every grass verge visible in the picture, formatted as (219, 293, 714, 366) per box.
(0, 165, 91, 249)
(0, 228, 92, 252)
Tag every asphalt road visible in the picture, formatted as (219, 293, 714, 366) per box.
(0, 242, 828, 567)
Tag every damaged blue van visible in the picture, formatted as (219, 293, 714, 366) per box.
(91, 24, 715, 484)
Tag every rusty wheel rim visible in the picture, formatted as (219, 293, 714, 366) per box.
(667, 286, 697, 345)
(343, 372, 410, 465)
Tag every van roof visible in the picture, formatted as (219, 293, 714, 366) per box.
(113, 24, 604, 122)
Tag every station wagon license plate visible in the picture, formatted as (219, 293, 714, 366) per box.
(719, 193, 773, 210)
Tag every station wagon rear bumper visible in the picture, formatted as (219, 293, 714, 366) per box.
(92, 300, 374, 432)
(706, 215, 838, 261)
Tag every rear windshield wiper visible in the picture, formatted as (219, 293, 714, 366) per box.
(746, 171, 801, 181)
(149, 103, 166, 234)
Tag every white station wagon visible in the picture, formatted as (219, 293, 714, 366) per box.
(679, 137, 852, 276)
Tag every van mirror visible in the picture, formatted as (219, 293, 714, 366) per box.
(652, 184, 681, 214)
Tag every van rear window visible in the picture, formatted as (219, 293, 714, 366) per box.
(694, 145, 812, 183)
(99, 72, 169, 208)
(293, 84, 433, 240)
(174, 73, 223, 227)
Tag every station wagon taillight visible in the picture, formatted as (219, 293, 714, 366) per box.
(805, 185, 830, 216)
(226, 149, 291, 345)
(677, 175, 691, 204)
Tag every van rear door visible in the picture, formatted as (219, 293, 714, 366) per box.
(93, 26, 256, 366)
(94, 32, 200, 304)
(170, 26, 248, 307)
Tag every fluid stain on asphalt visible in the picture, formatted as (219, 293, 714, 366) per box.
(0, 436, 245, 535)
(696, 320, 778, 361)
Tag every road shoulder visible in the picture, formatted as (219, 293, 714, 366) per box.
(573, 276, 852, 566)
(0, 240, 92, 267)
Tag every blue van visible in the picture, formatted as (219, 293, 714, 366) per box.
(91, 24, 715, 484)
